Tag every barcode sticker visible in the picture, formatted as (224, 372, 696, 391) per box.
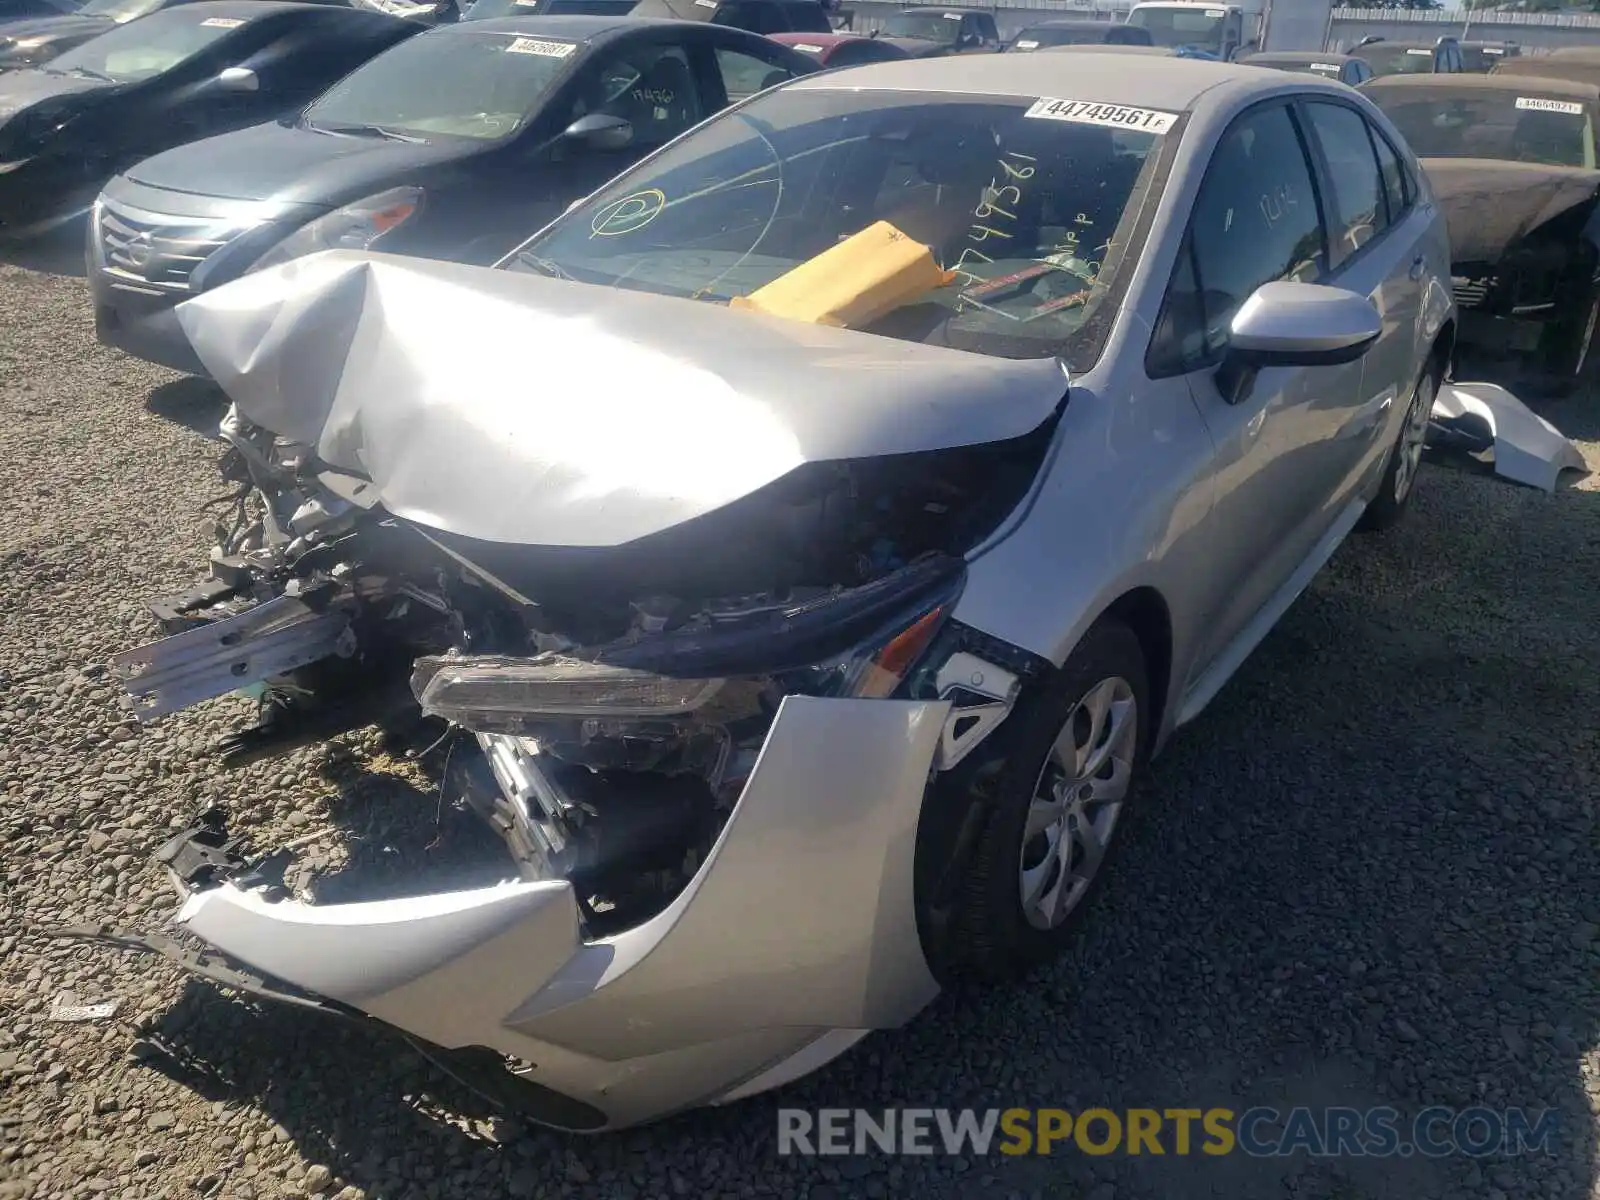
(1015, 38, 1039, 48)
(1516, 96, 1583, 114)
(506, 37, 576, 56)
(794, 42, 825, 51)
(200, 16, 244, 27)
(1024, 97, 1179, 135)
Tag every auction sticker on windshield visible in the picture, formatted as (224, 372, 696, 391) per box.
(506, 37, 575, 56)
(1024, 98, 1177, 134)
(200, 16, 244, 26)
(1516, 96, 1584, 115)
(1405, 48, 1432, 56)
(1311, 62, 1339, 71)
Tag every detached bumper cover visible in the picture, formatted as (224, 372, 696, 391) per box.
(78, 695, 949, 1130)
(1429, 381, 1589, 493)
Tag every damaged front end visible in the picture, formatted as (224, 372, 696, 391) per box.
(1431, 161, 1600, 388)
(91, 389, 1055, 1126)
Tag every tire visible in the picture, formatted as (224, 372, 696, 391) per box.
(941, 618, 1149, 981)
(1359, 360, 1435, 533)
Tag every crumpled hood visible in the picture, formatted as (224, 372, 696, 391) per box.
(0, 63, 102, 119)
(175, 251, 1068, 548)
(1422, 158, 1600, 263)
(124, 118, 462, 205)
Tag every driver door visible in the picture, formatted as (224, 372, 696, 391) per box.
(1152, 100, 1369, 677)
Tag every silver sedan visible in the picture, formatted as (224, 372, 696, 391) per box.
(80, 51, 1455, 1130)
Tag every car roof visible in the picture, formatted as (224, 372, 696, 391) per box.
(787, 51, 1310, 110)
(172, 0, 329, 17)
(1044, 44, 1194, 56)
(769, 31, 854, 45)
(1020, 18, 1120, 29)
(1364, 71, 1600, 101)
(1491, 58, 1600, 85)
(1245, 51, 1355, 65)
(441, 13, 700, 37)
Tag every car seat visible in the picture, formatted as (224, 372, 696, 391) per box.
(618, 54, 700, 144)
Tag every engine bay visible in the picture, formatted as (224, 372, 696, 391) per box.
(110, 406, 1049, 934)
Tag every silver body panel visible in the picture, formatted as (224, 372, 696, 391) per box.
(175, 250, 1068, 548)
(173, 697, 945, 1128)
(128, 53, 1458, 1128)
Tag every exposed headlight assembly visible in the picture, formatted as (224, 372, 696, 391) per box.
(246, 185, 422, 273)
(411, 555, 967, 737)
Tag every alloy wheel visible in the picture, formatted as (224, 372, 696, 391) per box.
(1393, 371, 1432, 505)
(1018, 675, 1137, 931)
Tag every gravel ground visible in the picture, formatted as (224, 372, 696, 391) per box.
(1, 234, 1599, 1200)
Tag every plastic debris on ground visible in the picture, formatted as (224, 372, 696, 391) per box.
(1428, 380, 1590, 493)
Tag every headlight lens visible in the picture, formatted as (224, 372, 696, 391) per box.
(411, 556, 965, 736)
(246, 185, 422, 274)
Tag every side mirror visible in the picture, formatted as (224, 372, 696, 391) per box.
(1216, 281, 1381, 404)
(216, 66, 259, 93)
(562, 111, 633, 152)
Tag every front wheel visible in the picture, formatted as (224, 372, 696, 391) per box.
(941, 618, 1149, 980)
(1359, 362, 1434, 533)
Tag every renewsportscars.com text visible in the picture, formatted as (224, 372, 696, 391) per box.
(776, 1106, 1559, 1159)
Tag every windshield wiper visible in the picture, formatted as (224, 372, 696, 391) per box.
(515, 252, 573, 280)
(312, 122, 425, 144)
(45, 65, 115, 81)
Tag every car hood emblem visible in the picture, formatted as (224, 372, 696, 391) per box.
(122, 232, 155, 270)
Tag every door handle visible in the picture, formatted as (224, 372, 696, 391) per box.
(1409, 255, 1426, 281)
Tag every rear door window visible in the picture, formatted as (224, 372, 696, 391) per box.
(1370, 122, 1411, 221)
(1303, 100, 1388, 262)
(713, 44, 799, 103)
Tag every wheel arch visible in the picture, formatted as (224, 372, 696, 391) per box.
(1432, 317, 1456, 380)
(1099, 585, 1174, 755)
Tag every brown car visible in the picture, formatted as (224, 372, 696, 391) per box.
(1364, 71, 1600, 393)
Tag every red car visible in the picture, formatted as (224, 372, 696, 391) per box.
(768, 31, 911, 67)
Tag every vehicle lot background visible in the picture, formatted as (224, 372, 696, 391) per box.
(1, 236, 1598, 1200)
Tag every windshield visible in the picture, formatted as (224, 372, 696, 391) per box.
(78, 0, 162, 21)
(1125, 6, 1223, 52)
(305, 30, 577, 141)
(1367, 85, 1597, 168)
(49, 7, 243, 81)
(505, 90, 1173, 367)
(881, 11, 961, 41)
(1359, 43, 1438, 77)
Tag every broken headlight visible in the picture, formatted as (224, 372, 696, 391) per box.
(411, 555, 966, 736)
(413, 657, 727, 728)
